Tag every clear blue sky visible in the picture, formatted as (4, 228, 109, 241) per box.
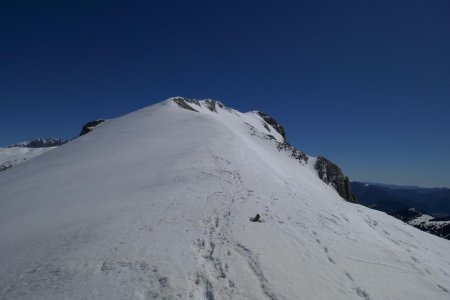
(1, 0, 449, 187)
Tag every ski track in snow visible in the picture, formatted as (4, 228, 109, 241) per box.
(190, 153, 280, 300)
(189, 153, 383, 300)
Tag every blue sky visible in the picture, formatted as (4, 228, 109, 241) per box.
(1, 0, 449, 187)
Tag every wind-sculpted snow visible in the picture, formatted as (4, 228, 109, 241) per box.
(0, 99, 449, 299)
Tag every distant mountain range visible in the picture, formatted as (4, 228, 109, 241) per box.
(391, 208, 450, 240)
(352, 182, 450, 240)
(0, 121, 106, 172)
(352, 182, 450, 217)
(7, 138, 67, 148)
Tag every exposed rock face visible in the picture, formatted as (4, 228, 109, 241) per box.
(315, 156, 357, 203)
(172, 97, 199, 112)
(256, 112, 287, 142)
(8, 138, 67, 148)
(171, 97, 235, 114)
(80, 120, 105, 136)
(253, 111, 308, 163)
(203, 99, 220, 112)
(277, 142, 309, 164)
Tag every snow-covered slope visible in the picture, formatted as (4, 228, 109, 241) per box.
(0, 138, 67, 172)
(0, 98, 449, 300)
(0, 146, 57, 171)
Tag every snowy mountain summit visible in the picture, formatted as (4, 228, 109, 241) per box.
(0, 98, 449, 299)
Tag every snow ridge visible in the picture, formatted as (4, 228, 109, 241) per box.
(172, 97, 354, 202)
(0, 98, 449, 299)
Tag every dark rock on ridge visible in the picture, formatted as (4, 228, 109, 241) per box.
(256, 112, 287, 142)
(172, 97, 199, 112)
(277, 142, 309, 164)
(245, 122, 309, 164)
(172, 97, 234, 114)
(80, 120, 105, 136)
(315, 156, 357, 203)
(253, 111, 309, 165)
(203, 99, 220, 112)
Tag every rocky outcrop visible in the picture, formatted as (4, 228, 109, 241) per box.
(277, 142, 309, 164)
(172, 97, 199, 112)
(80, 120, 105, 136)
(315, 156, 357, 203)
(203, 99, 220, 112)
(8, 138, 67, 148)
(256, 112, 287, 142)
(172, 97, 234, 114)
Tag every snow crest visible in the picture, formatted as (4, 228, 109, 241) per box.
(0, 98, 449, 299)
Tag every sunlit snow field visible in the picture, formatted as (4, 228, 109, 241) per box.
(0, 99, 449, 300)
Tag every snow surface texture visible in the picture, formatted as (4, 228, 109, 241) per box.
(0, 98, 449, 300)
